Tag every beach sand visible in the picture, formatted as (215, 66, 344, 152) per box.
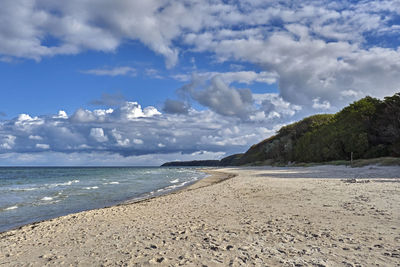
(1, 165, 399, 266)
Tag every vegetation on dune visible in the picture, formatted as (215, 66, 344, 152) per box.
(233, 114, 334, 165)
(162, 93, 400, 167)
(233, 93, 400, 165)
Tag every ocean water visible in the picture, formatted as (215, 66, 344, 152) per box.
(0, 167, 207, 233)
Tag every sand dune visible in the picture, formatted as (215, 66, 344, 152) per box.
(1, 165, 399, 266)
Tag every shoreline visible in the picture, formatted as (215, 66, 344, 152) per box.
(1, 165, 399, 266)
(0, 168, 233, 234)
(118, 169, 236, 205)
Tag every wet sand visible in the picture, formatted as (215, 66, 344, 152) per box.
(1, 165, 399, 266)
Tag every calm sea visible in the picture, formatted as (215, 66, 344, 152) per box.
(0, 167, 207, 232)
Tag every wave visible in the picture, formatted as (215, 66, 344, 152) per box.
(156, 180, 192, 194)
(41, 196, 53, 201)
(103, 181, 119, 185)
(4, 205, 18, 211)
(48, 180, 80, 188)
(84, 186, 99, 190)
(170, 179, 179, 184)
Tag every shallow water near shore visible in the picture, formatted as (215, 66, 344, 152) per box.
(0, 167, 207, 232)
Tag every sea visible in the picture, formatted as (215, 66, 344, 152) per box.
(0, 167, 207, 233)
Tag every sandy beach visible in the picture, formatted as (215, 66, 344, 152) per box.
(1, 165, 399, 266)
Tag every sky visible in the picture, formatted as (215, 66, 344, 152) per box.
(0, 0, 400, 166)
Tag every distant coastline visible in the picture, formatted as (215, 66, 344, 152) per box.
(162, 156, 400, 167)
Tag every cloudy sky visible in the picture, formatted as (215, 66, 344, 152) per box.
(0, 0, 399, 165)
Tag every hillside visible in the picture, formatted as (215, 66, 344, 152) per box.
(162, 93, 400, 167)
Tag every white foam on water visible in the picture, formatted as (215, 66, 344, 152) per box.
(103, 181, 119, 185)
(48, 180, 80, 187)
(25, 187, 39, 191)
(170, 179, 179, 184)
(41, 196, 53, 201)
(84, 186, 99, 190)
(5, 205, 18, 211)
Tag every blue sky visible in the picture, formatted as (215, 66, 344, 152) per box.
(0, 0, 399, 165)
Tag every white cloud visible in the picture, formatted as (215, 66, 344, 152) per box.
(172, 71, 278, 85)
(133, 139, 143, 145)
(90, 128, 108, 142)
(14, 114, 44, 130)
(70, 103, 161, 123)
(17, 114, 36, 121)
(143, 106, 162, 117)
(29, 135, 43, 140)
(71, 109, 97, 123)
(0, 99, 285, 164)
(180, 75, 254, 118)
(0, 135, 16, 150)
(82, 66, 136, 77)
(171, 74, 302, 122)
(53, 110, 68, 119)
(115, 102, 161, 120)
(312, 98, 331, 110)
(111, 128, 130, 147)
(340, 90, 359, 98)
(254, 93, 302, 118)
(0, 0, 399, 107)
(36, 143, 50, 149)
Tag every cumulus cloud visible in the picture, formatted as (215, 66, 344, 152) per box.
(0, 0, 198, 67)
(172, 73, 302, 121)
(90, 128, 108, 142)
(0, 1, 399, 107)
(71, 109, 98, 123)
(189, 33, 392, 108)
(111, 128, 130, 147)
(114, 102, 161, 120)
(253, 94, 302, 121)
(0, 99, 287, 164)
(0, 135, 16, 150)
(53, 110, 68, 119)
(70, 102, 162, 123)
(179, 75, 254, 118)
(193, 77, 253, 117)
(36, 143, 50, 149)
